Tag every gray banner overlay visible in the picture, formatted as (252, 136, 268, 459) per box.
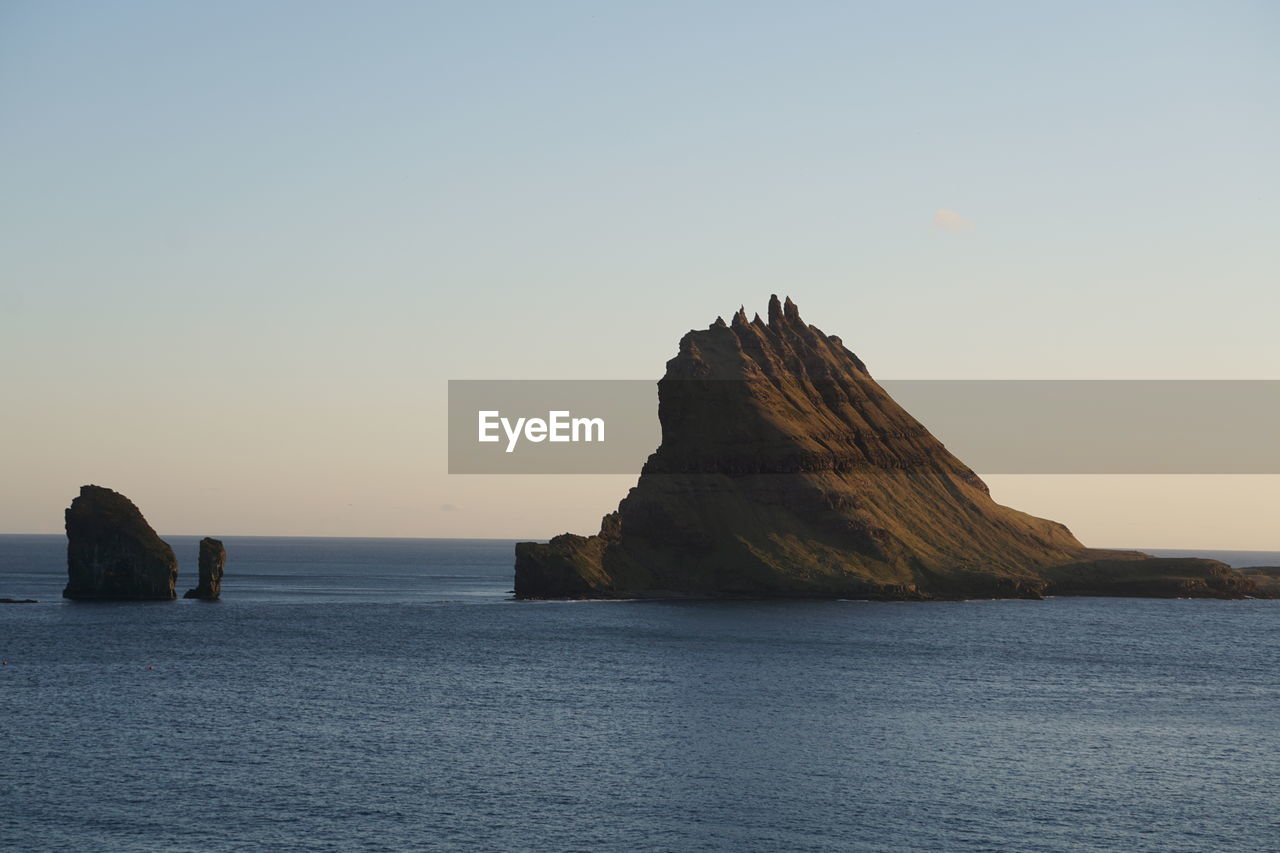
(448, 380, 1280, 474)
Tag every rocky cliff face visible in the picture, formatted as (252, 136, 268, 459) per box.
(515, 296, 1265, 600)
(63, 485, 178, 601)
(184, 537, 225, 600)
(1238, 567, 1280, 598)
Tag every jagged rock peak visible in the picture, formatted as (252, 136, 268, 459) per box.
(760, 294, 803, 328)
(712, 315, 727, 328)
(63, 485, 178, 601)
(731, 306, 749, 326)
(767, 294, 784, 325)
(783, 295, 801, 322)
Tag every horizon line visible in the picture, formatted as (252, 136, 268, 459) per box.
(0, 532, 1276, 553)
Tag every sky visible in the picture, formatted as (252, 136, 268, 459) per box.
(2, 1, 1277, 547)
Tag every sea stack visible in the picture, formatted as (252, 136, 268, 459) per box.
(184, 537, 226, 600)
(515, 296, 1264, 600)
(63, 485, 178, 601)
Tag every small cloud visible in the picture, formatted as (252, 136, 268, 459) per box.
(439, 503, 460, 512)
(933, 208, 974, 233)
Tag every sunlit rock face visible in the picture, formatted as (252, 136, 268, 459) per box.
(515, 296, 1265, 601)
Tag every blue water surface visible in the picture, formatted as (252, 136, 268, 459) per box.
(2, 536, 1278, 852)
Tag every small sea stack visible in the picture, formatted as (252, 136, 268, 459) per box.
(184, 537, 226, 600)
(63, 485, 178, 601)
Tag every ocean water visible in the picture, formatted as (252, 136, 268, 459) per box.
(2, 536, 1279, 853)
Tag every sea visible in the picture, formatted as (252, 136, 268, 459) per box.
(2, 535, 1279, 853)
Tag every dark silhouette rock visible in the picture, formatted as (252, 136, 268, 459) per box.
(184, 537, 225, 600)
(515, 296, 1267, 601)
(1, 598, 37, 604)
(63, 485, 177, 601)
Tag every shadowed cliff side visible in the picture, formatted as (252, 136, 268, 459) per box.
(515, 296, 1265, 600)
(64, 485, 178, 601)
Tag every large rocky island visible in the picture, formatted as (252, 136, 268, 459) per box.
(516, 296, 1266, 600)
(63, 485, 179, 601)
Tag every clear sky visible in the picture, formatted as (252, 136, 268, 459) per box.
(3, 1, 1277, 547)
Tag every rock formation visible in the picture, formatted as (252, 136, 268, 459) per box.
(184, 537, 225, 600)
(515, 296, 1266, 600)
(1044, 557, 1266, 598)
(63, 485, 178, 600)
(1235, 566, 1280, 598)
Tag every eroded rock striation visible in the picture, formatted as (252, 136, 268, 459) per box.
(515, 296, 1265, 600)
(184, 537, 225, 600)
(64, 485, 178, 601)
